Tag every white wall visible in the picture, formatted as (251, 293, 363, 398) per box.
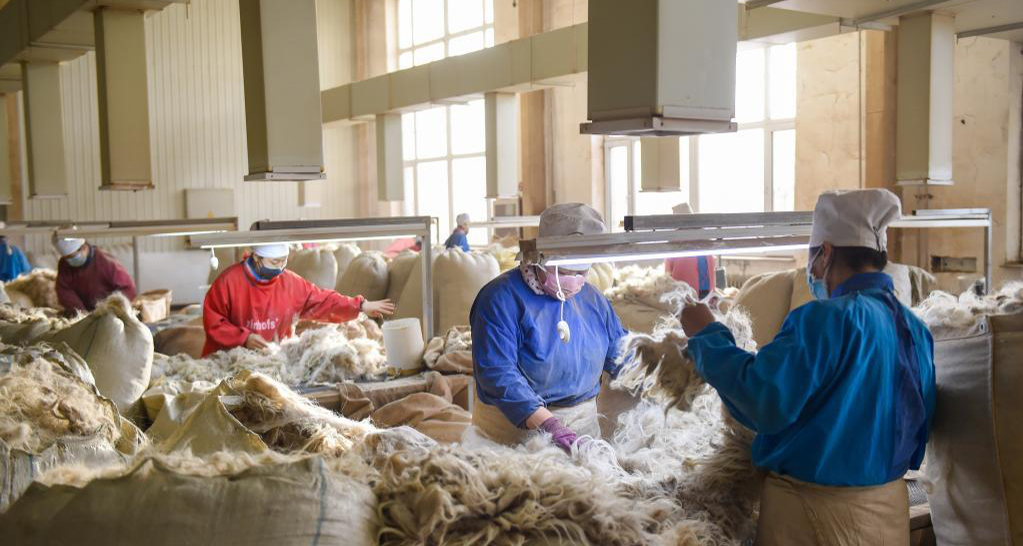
(18, 0, 359, 255)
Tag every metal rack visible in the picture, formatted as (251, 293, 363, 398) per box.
(521, 208, 993, 291)
(191, 216, 436, 339)
(2, 217, 238, 286)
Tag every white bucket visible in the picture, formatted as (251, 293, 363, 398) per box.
(381, 318, 426, 372)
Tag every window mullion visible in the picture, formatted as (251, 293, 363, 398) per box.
(764, 128, 774, 212)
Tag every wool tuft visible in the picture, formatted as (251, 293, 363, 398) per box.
(914, 282, 1023, 337)
(4, 269, 61, 309)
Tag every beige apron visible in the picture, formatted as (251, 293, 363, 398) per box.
(756, 472, 910, 546)
(471, 398, 600, 446)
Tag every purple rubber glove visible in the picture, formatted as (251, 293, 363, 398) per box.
(539, 416, 578, 453)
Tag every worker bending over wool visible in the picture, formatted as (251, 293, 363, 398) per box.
(0, 226, 32, 282)
(470, 203, 629, 452)
(680, 189, 935, 545)
(444, 213, 471, 252)
(202, 243, 394, 356)
(54, 235, 137, 314)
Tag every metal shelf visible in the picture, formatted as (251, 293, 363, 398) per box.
(192, 216, 436, 339)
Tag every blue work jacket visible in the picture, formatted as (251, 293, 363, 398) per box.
(470, 269, 628, 426)
(444, 229, 470, 252)
(0, 241, 31, 283)
(688, 272, 936, 486)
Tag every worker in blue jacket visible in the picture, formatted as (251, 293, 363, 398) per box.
(469, 203, 628, 451)
(444, 213, 471, 252)
(0, 228, 32, 282)
(680, 189, 935, 544)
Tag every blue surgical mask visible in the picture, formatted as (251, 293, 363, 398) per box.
(806, 247, 831, 300)
(67, 253, 88, 268)
(249, 256, 284, 280)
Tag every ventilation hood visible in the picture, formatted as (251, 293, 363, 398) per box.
(581, 0, 738, 137)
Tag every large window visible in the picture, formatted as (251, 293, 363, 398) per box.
(606, 43, 797, 229)
(397, 0, 495, 246)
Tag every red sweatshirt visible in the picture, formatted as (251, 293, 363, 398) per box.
(202, 260, 364, 356)
(56, 246, 137, 314)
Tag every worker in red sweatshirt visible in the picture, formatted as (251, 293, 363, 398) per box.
(201, 243, 394, 356)
(54, 236, 137, 314)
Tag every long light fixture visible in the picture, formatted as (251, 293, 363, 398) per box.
(544, 243, 808, 267)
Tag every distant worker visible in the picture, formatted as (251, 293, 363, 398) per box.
(202, 243, 395, 356)
(444, 213, 471, 252)
(663, 203, 715, 298)
(0, 224, 32, 282)
(54, 235, 137, 314)
(679, 189, 935, 544)
(470, 203, 629, 452)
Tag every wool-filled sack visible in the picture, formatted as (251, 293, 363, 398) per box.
(5, 288, 34, 309)
(133, 289, 173, 323)
(0, 283, 9, 305)
(385, 250, 418, 305)
(336, 251, 389, 301)
(924, 311, 1023, 545)
(40, 295, 154, 411)
(288, 247, 338, 290)
(153, 325, 206, 359)
(732, 269, 798, 349)
(0, 320, 57, 345)
(586, 262, 615, 293)
(5, 269, 60, 309)
(333, 243, 363, 289)
(433, 249, 500, 333)
(392, 250, 438, 327)
(0, 454, 378, 546)
(0, 342, 145, 512)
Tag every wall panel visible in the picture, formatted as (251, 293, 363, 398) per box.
(20, 0, 358, 257)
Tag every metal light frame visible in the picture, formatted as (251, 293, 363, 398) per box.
(2, 217, 239, 287)
(191, 216, 436, 339)
(521, 209, 993, 291)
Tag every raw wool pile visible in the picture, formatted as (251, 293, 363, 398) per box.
(914, 282, 1023, 338)
(0, 341, 144, 455)
(151, 323, 389, 385)
(422, 325, 472, 373)
(4, 268, 60, 309)
(220, 371, 381, 456)
(373, 442, 671, 546)
(586, 261, 616, 293)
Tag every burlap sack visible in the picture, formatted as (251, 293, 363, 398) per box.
(586, 262, 615, 293)
(433, 249, 500, 332)
(5, 288, 34, 309)
(925, 312, 1023, 545)
(288, 247, 338, 290)
(393, 250, 438, 327)
(153, 325, 206, 359)
(141, 380, 218, 441)
(336, 251, 389, 301)
(0, 320, 56, 345)
(41, 295, 154, 411)
(0, 343, 145, 512)
(133, 289, 173, 323)
(733, 269, 799, 348)
(333, 243, 363, 289)
(386, 250, 419, 304)
(0, 455, 377, 546)
(611, 300, 668, 334)
(5, 269, 59, 309)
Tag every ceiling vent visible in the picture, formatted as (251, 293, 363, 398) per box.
(581, 0, 738, 137)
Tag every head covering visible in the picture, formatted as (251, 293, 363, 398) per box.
(456, 213, 471, 227)
(252, 243, 290, 259)
(54, 236, 86, 258)
(537, 203, 606, 272)
(672, 203, 693, 215)
(809, 189, 901, 252)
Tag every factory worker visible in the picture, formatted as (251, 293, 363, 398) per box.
(469, 203, 628, 452)
(444, 213, 471, 252)
(663, 203, 716, 298)
(202, 243, 394, 356)
(0, 224, 32, 282)
(679, 189, 935, 544)
(54, 235, 137, 314)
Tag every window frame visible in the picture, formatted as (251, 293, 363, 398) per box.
(606, 43, 796, 219)
(394, 0, 496, 246)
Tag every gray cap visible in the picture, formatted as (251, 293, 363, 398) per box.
(538, 203, 606, 238)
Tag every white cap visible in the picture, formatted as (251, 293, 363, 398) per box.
(539, 203, 606, 272)
(809, 189, 901, 252)
(54, 237, 86, 257)
(252, 243, 290, 259)
(456, 213, 471, 226)
(672, 203, 693, 215)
